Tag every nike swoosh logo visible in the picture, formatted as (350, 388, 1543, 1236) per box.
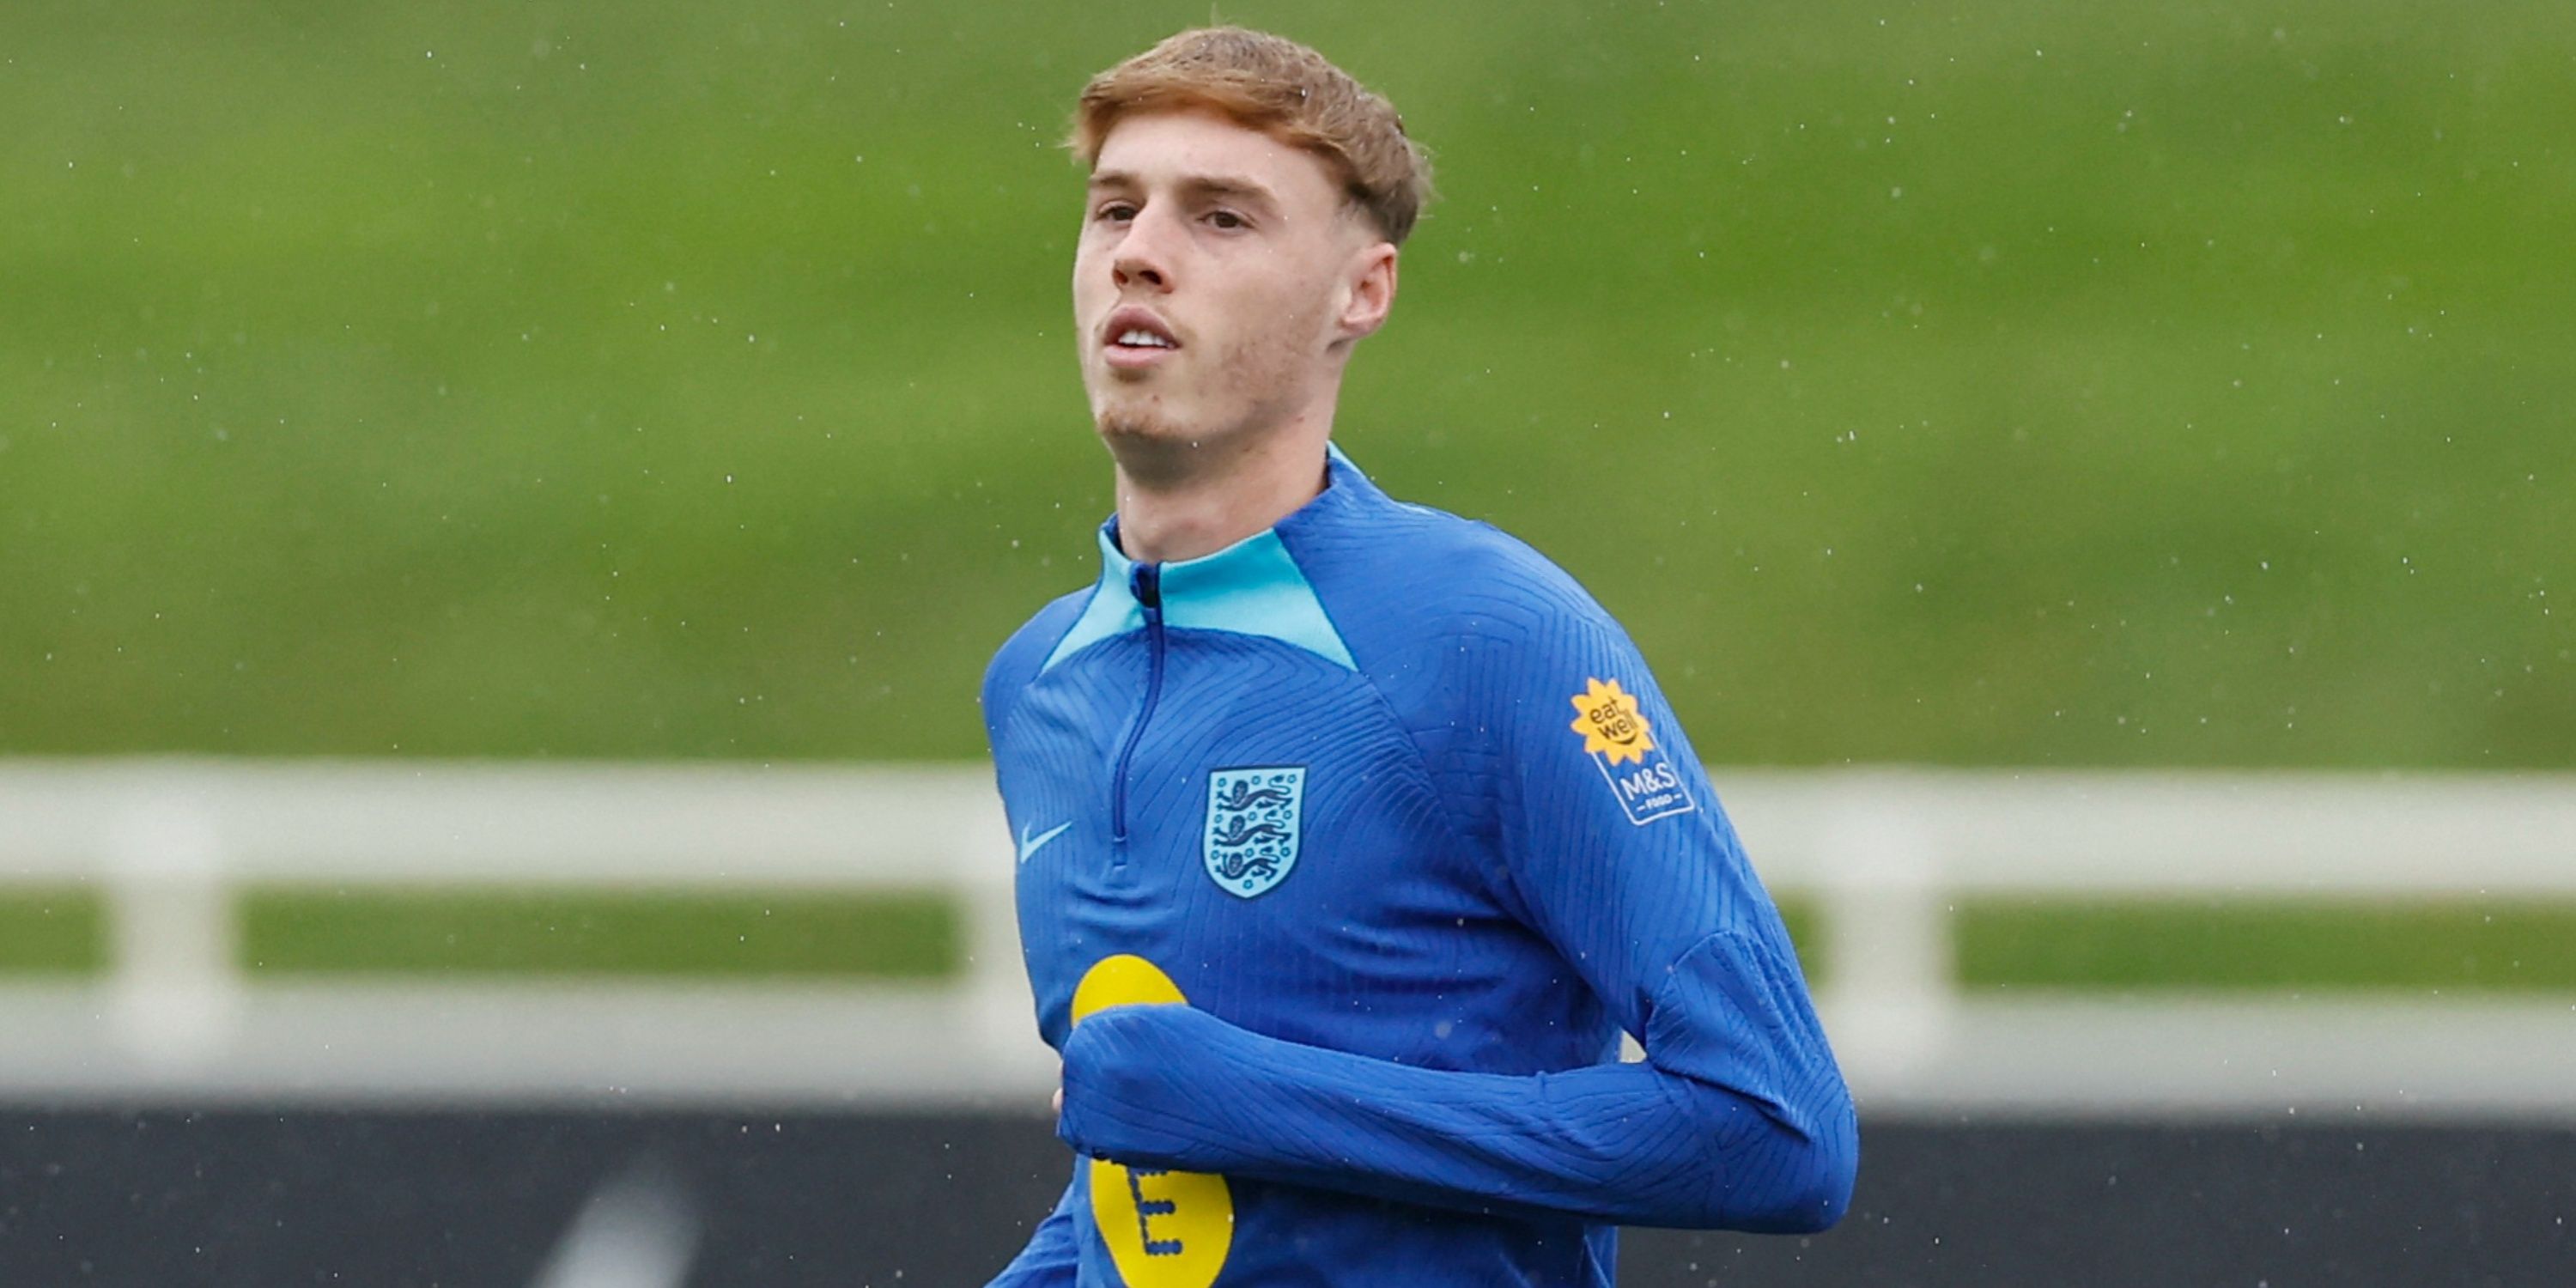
(1018, 821, 1072, 864)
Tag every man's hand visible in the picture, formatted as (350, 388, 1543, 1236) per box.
(1054, 1002, 1243, 1167)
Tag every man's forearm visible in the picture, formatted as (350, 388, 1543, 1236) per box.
(1056, 1004, 1855, 1232)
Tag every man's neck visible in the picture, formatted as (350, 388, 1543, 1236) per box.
(1110, 422, 1333, 564)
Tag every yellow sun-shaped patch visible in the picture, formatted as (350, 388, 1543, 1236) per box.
(1569, 677, 1656, 766)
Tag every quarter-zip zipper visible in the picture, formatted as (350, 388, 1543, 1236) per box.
(1109, 562, 1165, 848)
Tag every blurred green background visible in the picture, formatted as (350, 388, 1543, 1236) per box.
(5, 1, 2574, 993)
(4, 0, 2571, 769)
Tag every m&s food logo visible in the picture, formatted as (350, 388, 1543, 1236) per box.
(1568, 677, 1696, 825)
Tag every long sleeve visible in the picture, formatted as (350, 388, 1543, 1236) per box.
(1059, 931, 1850, 1230)
(981, 600, 1087, 1285)
(982, 1172, 1081, 1287)
(1055, 609, 1857, 1230)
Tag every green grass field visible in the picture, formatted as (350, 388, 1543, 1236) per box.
(4, 0, 2571, 768)
(7, 886, 2573, 993)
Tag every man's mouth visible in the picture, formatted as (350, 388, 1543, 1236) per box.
(1103, 307, 1182, 369)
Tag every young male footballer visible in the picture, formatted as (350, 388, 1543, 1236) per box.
(980, 27, 1856, 1287)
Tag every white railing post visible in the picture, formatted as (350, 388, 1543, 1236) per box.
(1816, 796, 1952, 1084)
(953, 793, 1036, 1068)
(104, 793, 240, 1064)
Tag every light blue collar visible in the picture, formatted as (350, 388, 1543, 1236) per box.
(1041, 450, 1361, 672)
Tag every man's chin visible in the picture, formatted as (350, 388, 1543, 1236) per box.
(1097, 415, 1200, 450)
(1091, 393, 1197, 447)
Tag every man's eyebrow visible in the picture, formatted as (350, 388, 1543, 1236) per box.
(1087, 170, 1282, 210)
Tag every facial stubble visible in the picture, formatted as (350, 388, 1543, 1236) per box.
(1090, 319, 1318, 484)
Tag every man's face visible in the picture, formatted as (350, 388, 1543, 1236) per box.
(1073, 109, 1382, 459)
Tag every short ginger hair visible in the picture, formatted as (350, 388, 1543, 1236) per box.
(1069, 27, 1433, 246)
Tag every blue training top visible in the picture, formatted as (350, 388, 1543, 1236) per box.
(980, 447, 1856, 1288)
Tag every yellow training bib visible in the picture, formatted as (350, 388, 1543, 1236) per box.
(1072, 955, 1234, 1288)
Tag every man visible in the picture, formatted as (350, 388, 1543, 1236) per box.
(980, 27, 1856, 1287)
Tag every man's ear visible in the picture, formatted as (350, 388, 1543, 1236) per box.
(1334, 241, 1399, 344)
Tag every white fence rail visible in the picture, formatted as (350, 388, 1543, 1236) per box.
(3, 760, 2573, 1117)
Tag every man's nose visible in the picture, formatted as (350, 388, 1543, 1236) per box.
(1111, 208, 1180, 291)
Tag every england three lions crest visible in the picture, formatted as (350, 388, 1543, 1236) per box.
(1203, 767, 1304, 898)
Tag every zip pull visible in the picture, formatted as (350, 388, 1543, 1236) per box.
(1131, 562, 1163, 622)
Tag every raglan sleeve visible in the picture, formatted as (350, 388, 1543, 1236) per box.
(978, 614, 1088, 1285)
(1054, 601, 1857, 1230)
(1475, 612, 1860, 1202)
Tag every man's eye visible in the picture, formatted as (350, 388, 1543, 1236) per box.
(1095, 204, 1137, 222)
(1207, 210, 1247, 230)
